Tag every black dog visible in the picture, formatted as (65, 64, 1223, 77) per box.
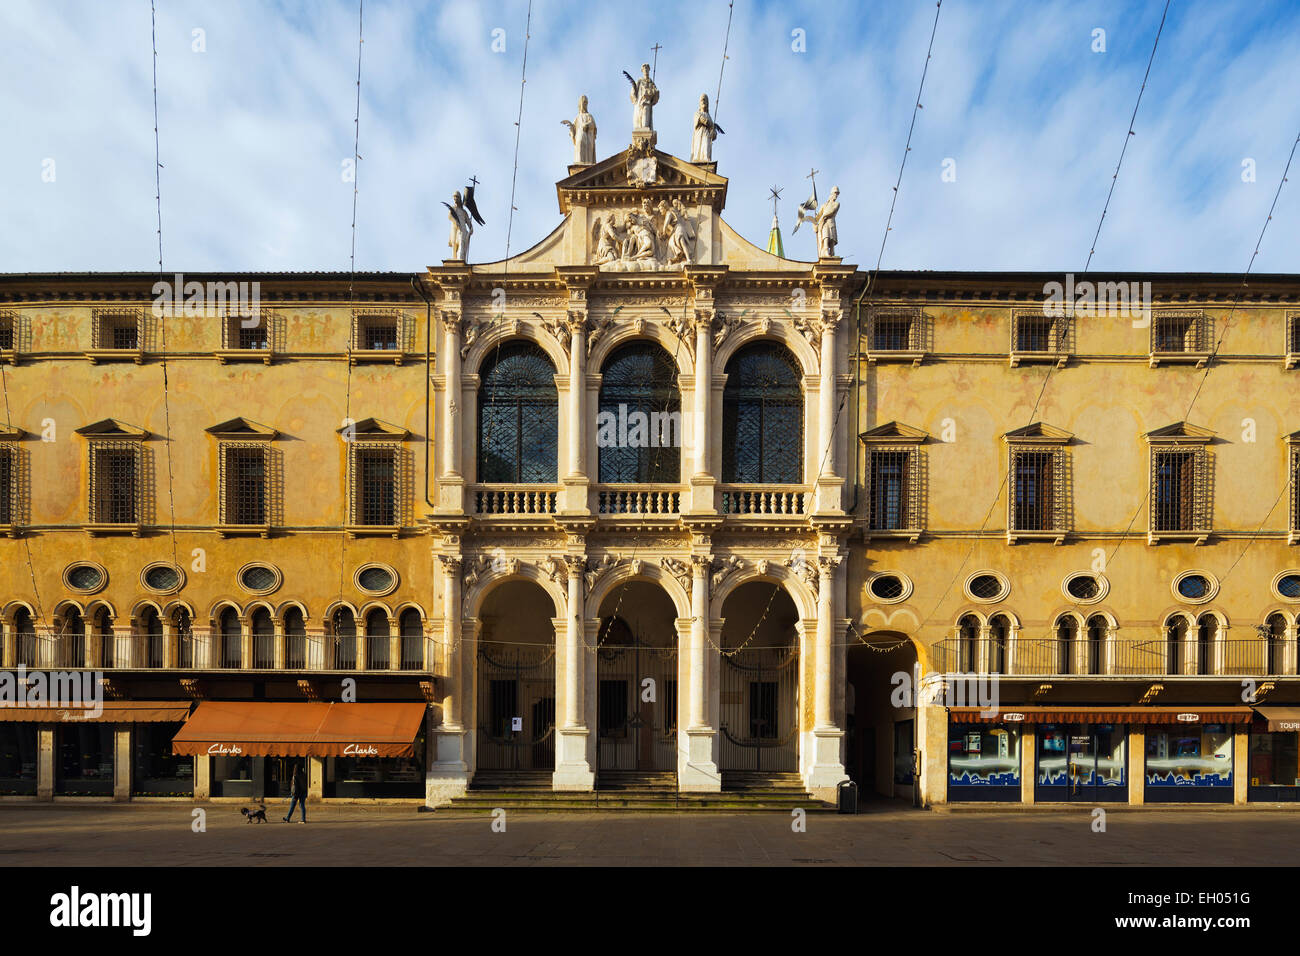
(241, 805, 268, 824)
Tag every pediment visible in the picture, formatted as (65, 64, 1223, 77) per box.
(335, 417, 409, 440)
(1144, 421, 1216, 443)
(74, 418, 149, 439)
(1003, 422, 1074, 444)
(205, 417, 278, 440)
(556, 148, 727, 213)
(860, 421, 928, 444)
(0, 425, 26, 441)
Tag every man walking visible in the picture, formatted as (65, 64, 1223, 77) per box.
(283, 764, 308, 823)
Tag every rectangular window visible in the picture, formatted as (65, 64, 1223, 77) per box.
(1010, 449, 1056, 531)
(0, 314, 13, 351)
(1290, 315, 1300, 355)
(1153, 450, 1197, 531)
(1015, 315, 1055, 352)
(0, 446, 12, 525)
(1152, 312, 1208, 354)
(947, 724, 1021, 790)
(237, 320, 269, 350)
(1147, 724, 1234, 789)
(868, 449, 910, 530)
(873, 316, 912, 351)
(353, 445, 398, 525)
(90, 444, 139, 524)
(222, 445, 267, 525)
(356, 314, 399, 351)
(95, 313, 139, 350)
(1249, 732, 1299, 788)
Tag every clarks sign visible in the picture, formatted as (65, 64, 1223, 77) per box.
(207, 743, 243, 755)
(344, 744, 380, 756)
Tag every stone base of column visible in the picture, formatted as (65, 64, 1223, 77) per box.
(560, 476, 590, 514)
(436, 475, 464, 513)
(553, 726, 595, 791)
(113, 726, 131, 802)
(805, 727, 848, 800)
(813, 475, 844, 515)
(686, 474, 715, 514)
(425, 727, 469, 807)
(678, 728, 721, 792)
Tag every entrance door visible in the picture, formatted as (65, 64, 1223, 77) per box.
(719, 643, 799, 772)
(476, 643, 556, 771)
(596, 619, 677, 772)
(1036, 723, 1127, 802)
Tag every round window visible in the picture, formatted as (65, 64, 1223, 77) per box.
(1277, 574, 1300, 600)
(870, 575, 905, 600)
(967, 573, 1006, 602)
(1066, 574, 1100, 600)
(64, 563, 106, 593)
(142, 563, 183, 594)
(356, 564, 397, 595)
(1177, 574, 1211, 600)
(239, 564, 280, 594)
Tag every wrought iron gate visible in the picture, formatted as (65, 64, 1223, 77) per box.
(476, 643, 556, 771)
(596, 624, 678, 771)
(719, 643, 799, 772)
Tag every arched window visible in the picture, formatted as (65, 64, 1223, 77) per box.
(1085, 615, 1107, 675)
(173, 607, 194, 669)
(284, 607, 307, 670)
(1196, 613, 1217, 675)
(62, 607, 85, 669)
(957, 615, 979, 672)
(365, 609, 390, 670)
(722, 342, 802, 484)
(988, 614, 1009, 674)
(140, 606, 163, 668)
(597, 343, 680, 483)
(478, 342, 558, 483)
(1165, 615, 1187, 674)
(333, 608, 357, 670)
(1266, 613, 1287, 675)
(251, 607, 273, 669)
(13, 607, 35, 668)
(399, 608, 423, 670)
(93, 607, 114, 668)
(1055, 616, 1077, 675)
(218, 607, 241, 669)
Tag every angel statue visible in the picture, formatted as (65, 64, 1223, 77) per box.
(690, 93, 724, 163)
(623, 63, 659, 131)
(561, 95, 597, 165)
(443, 185, 485, 261)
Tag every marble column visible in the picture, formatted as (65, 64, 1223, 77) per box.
(555, 557, 594, 790)
(562, 314, 590, 513)
(688, 310, 715, 512)
(807, 555, 848, 797)
(428, 554, 468, 806)
(814, 310, 843, 513)
(680, 555, 720, 791)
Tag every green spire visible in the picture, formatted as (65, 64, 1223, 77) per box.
(766, 216, 785, 258)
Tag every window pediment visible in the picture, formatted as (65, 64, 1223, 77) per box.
(1144, 422, 1215, 445)
(206, 417, 278, 440)
(336, 418, 409, 441)
(75, 418, 149, 440)
(860, 421, 928, 445)
(1003, 422, 1073, 445)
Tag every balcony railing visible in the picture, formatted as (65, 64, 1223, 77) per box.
(472, 484, 559, 515)
(595, 485, 681, 515)
(720, 485, 809, 516)
(18, 628, 428, 672)
(930, 637, 1292, 677)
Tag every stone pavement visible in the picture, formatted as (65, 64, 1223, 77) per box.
(1, 802, 1298, 866)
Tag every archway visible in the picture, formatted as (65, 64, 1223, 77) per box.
(846, 631, 920, 799)
(594, 580, 679, 776)
(475, 580, 558, 773)
(718, 581, 800, 775)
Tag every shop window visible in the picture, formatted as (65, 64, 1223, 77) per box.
(56, 724, 115, 795)
(722, 342, 802, 484)
(325, 725, 426, 798)
(210, 754, 253, 798)
(947, 724, 1020, 796)
(1036, 724, 1126, 797)
(132, 722, 193, 796)
(0, 724, 37, 795)
(1146, 723, 1233, 796)
(1249, 730, 1299, 789)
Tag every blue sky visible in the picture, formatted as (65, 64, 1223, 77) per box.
(2, 0, 1298, 274)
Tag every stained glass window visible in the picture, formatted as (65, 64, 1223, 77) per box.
(477, 342, 558, 483)
(722, 343, 802, 483)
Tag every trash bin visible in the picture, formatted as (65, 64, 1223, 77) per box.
(837, 780, 858, 814)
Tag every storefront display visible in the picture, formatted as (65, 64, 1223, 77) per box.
(56, 724, 115, 796)
(1145, 723, 1233, 802)
(0, 724, 37, 796)
(325, 726, 426, 797)
(1249, 728, 1300, 801)
(1035, 723, 1126, 802)
(947, 723, 1020, 801)
(131, 722, 194, 796)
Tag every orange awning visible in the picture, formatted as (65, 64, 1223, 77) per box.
(949, 706, 1254, 725)
(0, 700, 193, 723)
(170, 701, 427, 758)
(1252, 707, 1300, 733)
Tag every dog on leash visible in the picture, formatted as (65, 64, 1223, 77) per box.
(241, 805, 268, 824)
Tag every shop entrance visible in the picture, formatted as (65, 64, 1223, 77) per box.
(1035, 723, 1127, 802)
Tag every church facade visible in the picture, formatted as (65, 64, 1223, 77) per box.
(2, 92, 1299, 809)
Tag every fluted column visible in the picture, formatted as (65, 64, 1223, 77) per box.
(693, 311, 712, 479)
(814, 558, 838, 729)
(680, 553, 720, 791)
(807, 553, 848, 796)
(554, 555, 594, 790)
(567, 315, 587, 480)
(817, 310, 841, 483)
(689, 556, 710, 729)
(564, 559, 584, 727)
(441, 311, 462, 480)
(439, 555, 463, 729)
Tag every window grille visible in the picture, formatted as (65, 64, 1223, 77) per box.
(223, 315, 270, 350)
(219, 443, 269, 526)
(1011, 312, 1073, 357)
(349, 443, 400, 526)
(93, 309, 142, 350)
(868, 307, 928, 352)
(1008, 446, 1067, 532)
(722, 343, 802, 484)
(597, 343, 681, 484)
(477, 342, 559, 484)
(867, 447, 922, 531)
(1291, 447, 1300, 535)
(352, 310, 406, 352)
(1151, 311, 1210, 354)
(88, 441, 141, 524)
(0, 443, 16, 525)
(1289, 314, 1300, 355)
(1151, 447, 1210, 532)
(0, 311, 13, 351)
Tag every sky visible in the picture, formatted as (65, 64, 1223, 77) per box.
(1, 0, 1298, 275)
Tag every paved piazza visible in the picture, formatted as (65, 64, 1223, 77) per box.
(1, 804, 1297, 866)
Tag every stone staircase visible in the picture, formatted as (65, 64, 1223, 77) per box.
(442, 769, 834, 812)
